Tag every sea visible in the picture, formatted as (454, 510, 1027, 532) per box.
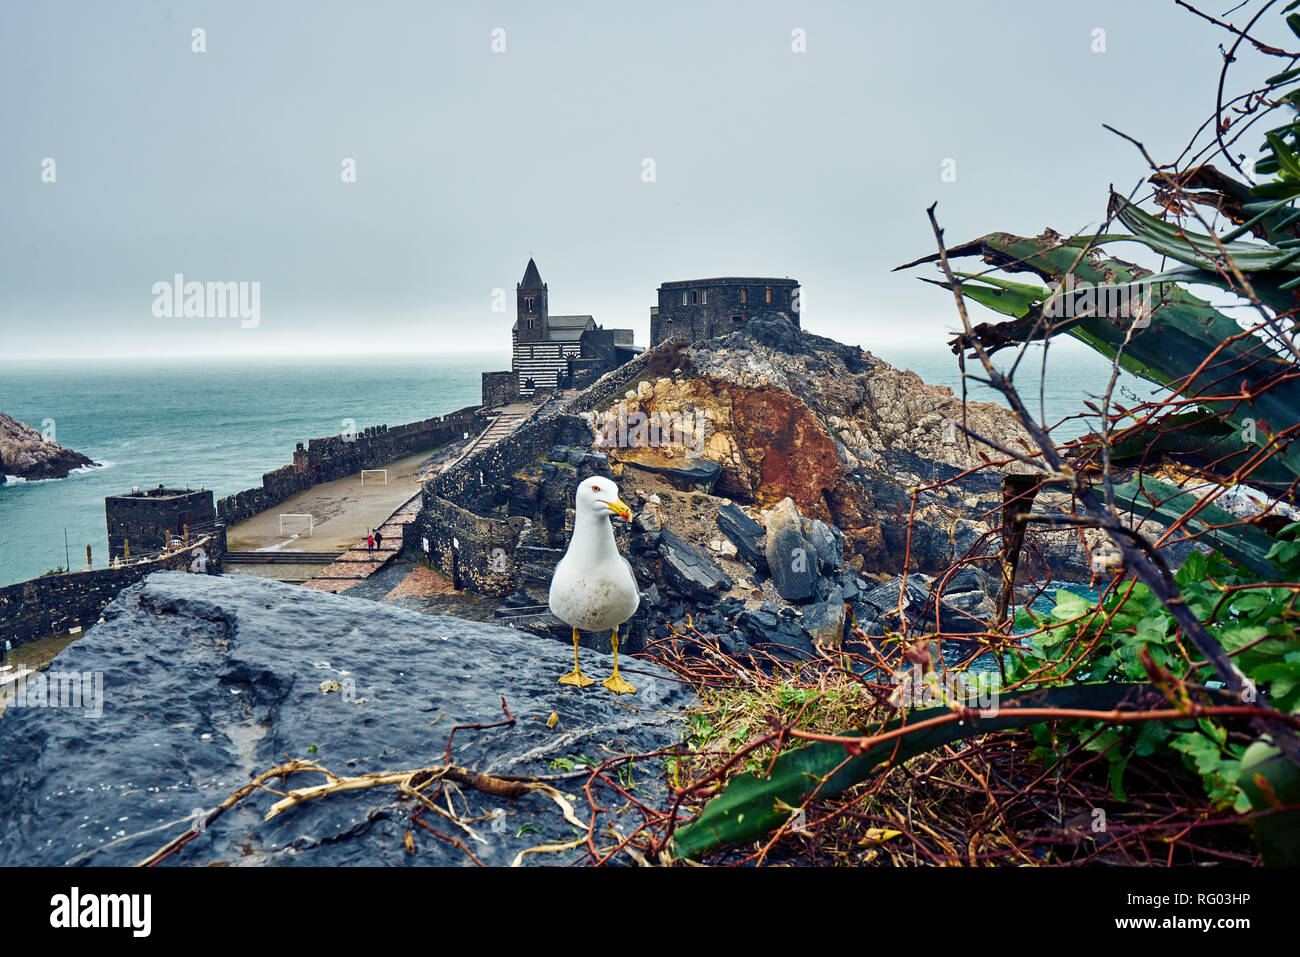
(0, 340, 1157, 589)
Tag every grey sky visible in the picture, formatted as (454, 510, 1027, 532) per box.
(1, 0, 1291, 359)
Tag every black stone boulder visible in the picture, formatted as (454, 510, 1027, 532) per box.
(763, 498, 820, 602)
(716, 502, 767, 572)
(657, 529, 733, 602)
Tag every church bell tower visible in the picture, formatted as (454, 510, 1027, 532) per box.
(516, 257, 548, 343)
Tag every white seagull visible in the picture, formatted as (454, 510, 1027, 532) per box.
(548, 476, 640, 694)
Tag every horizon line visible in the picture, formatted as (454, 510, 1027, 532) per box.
(0, 348, 509, 362)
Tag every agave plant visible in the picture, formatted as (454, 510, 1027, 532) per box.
(671, 4, 1300, 865)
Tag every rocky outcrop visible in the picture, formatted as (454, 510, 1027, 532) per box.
(569, 314, 1044, 575)
(0, 572, 691, 866)
(716, 502, 766, 571)
(416, 313, 1195, 672)
(0, 411, 96, 482)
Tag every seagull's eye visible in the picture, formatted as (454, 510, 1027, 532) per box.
(591, 485, 600, 492)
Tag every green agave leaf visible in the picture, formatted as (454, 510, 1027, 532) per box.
(921, 273, 1050, 320)
(953, 271, 1052, 299)
(1099, 410, 1300, 491)
(1266, 65, 1300, 85)
(1107, 475, 1282, 578)
(673, 683, 1170, 860)
(952, 283, 1037, 319)
(1267, 132, 1300, 181)
(1109, 194, 1300, 273)
(905, 229, 1300, 480)
(1237, 739, 1300, 866)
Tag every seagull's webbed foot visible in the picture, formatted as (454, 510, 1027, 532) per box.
(601, 626, 636, 696)
(559, 627, 595, 688)
(601, 672, 636, 695)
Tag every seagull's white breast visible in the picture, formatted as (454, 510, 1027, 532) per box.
(548, 516, 640, 633)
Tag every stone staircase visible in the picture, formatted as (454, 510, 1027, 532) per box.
(447, 412, 526, 469)
(300, 498, 419, 594)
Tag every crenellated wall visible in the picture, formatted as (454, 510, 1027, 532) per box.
(0, 531, 225, 647)
(216, 406, 485, 526)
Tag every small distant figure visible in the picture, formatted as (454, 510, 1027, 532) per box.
(375, 530, 384, 551)
(366, 532, 375, 555)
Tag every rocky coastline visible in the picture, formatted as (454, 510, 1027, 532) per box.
(0, 411, 97, 484)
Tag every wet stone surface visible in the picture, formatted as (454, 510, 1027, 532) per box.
(0, 572, 692, 866)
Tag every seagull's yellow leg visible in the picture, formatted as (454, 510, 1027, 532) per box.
(601, 626, 636, 695)
(558, 627, 595, 687)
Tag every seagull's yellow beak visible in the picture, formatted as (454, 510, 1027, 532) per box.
(603, 497, 632, 521)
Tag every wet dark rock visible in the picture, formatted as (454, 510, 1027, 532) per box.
(840, 574, 867, 601)
(930, 590, 996, 634)
(938, 566, 990, 596)
(719, 632, 750, 657)
(0, 572, 690, 867)
(757, 628, 818, 662)
(658, 529, 733, 601)
(715, 502, 767, 572)
(566, 448, 608, 470)
(622, 457, 721, 493)
(805, 518, 844, 572)
(802, 599, 847, 652)
(741, 607, 779, 632)
(860, 575, 930, 626)
(764, 499, 819, 602)
(720, 313, 805, 356)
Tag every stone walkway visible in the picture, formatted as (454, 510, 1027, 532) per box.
(300, 410, 530, 595)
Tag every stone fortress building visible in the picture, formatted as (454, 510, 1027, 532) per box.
(649, 277, 800, 347)
(481, 259, 640, 405)
(105, 486, 216, 561)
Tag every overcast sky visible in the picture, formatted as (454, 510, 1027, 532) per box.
(1, 0, 1292, 359)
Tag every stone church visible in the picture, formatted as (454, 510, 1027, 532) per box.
(482, 258, 639, 405)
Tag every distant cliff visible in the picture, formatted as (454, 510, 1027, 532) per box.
(0, 411, 96, 483)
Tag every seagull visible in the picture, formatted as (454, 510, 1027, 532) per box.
(548, 476, 640, 694)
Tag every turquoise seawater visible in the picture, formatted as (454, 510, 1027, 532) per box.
(875, 338, 1162, 443)
(0, 354, 497, 587)
(0, 340, 1155, 589)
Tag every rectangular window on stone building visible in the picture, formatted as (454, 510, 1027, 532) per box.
(692, 291, 698, 304)
(681, 292, 688, 306)
(740, 289, 747, 303)
(701, 290, 707, 304)
(766, 287, 772, 303)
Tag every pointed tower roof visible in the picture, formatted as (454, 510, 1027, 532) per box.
(520, 257, 544, 289)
